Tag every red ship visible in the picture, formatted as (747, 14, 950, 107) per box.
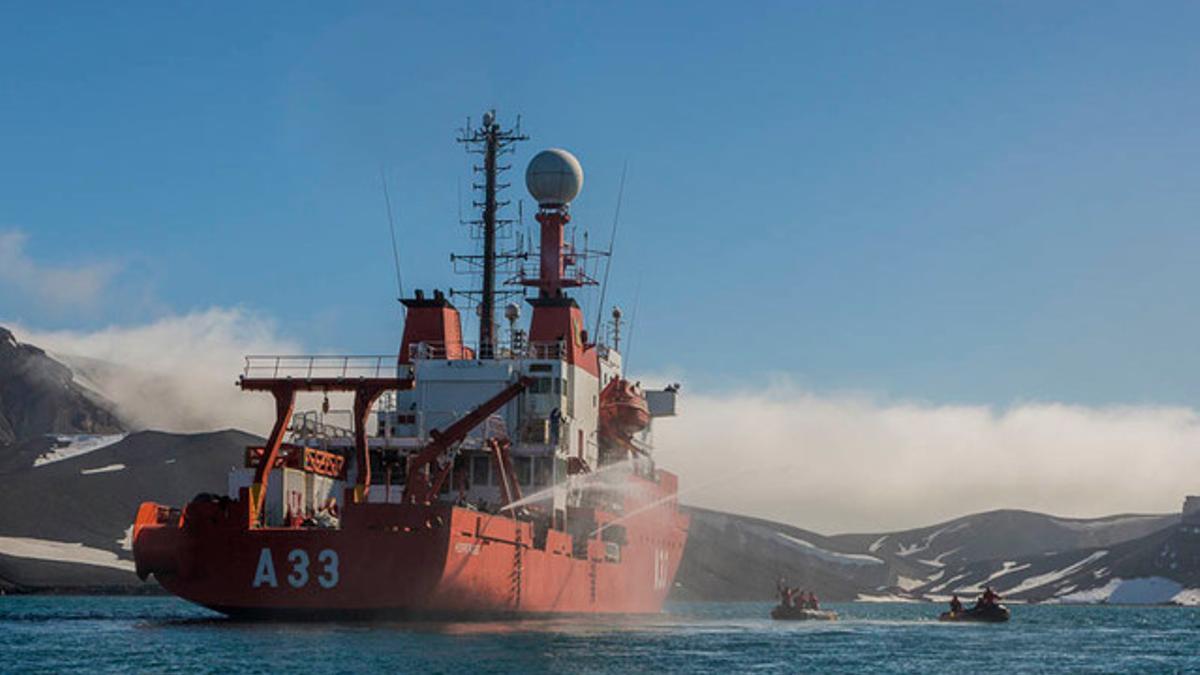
(132, 112, 689, 618)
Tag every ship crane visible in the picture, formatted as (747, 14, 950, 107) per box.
(402, 376, 531, 505)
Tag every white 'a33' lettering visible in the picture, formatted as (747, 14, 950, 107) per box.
(252, 548, 339, 589)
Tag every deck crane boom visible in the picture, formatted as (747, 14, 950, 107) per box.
(403, 376, 532, 504)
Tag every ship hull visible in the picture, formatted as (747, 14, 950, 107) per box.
(134, 480, 689, 618)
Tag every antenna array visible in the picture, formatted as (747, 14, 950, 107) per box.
(450, 110, 529, 359)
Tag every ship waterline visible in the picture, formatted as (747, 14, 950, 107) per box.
(134, 475, 687, 617)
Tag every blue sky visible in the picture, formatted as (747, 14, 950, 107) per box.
(3, 1, 1199, 407)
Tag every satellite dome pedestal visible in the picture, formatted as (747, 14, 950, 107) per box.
(521, 148, 587, 300)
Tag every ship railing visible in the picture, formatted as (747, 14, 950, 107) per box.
(407, 340, 520, 360)
(288, 411, 354, 441)
(408, 341, 455, 360)
(242, 355, 400, 379)
(514, 261, 597, 288)
(407, 340, 566, 362)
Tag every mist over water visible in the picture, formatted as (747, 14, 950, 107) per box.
(11, 309, 303, 434)
(12, 311, 1200, 534)
(502, 458, 645, 513)
(656, 385, 1200, 533)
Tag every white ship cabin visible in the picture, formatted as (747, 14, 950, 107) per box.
(234, 295, 677, 527)
(233, 144, 681, 527)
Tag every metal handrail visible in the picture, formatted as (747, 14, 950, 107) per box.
(406, 340, 567, 361)
(289, 411, 353, 440)
(242, 355, 398, 379)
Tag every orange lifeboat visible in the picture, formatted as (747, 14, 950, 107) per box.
(598, 377, 650, 453)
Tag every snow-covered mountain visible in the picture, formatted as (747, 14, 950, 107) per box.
(674, 507, 890, 602)
(829, 509, 1176, 569)
(675, 507, 1194, 604)
(904, 517, 1200, 605)
(4, 437, 1193, 604)
(1, 326, 1195, 604)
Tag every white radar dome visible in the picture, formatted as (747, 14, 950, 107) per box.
(525, 148, 583, 207)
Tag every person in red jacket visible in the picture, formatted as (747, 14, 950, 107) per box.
(977, 586, 1001, 609)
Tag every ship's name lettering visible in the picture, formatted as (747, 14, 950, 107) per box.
(652, 548, 670, 591)
(253, 548, 339, 589)
(454, 541, 481, 556)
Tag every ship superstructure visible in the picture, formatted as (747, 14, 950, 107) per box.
(132, 113, 689, 617)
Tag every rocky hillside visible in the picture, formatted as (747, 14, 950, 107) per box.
(905, 518, 1200, 605)
(673, 507, 889, 602)
(674, 507, 1188, 603)
(0, 429, 257, 590)
(0, 326, 124, 451)
(0, 327, 1194, 604)
(828, 509, 1177, 571)
(3, 434, 1192, 604)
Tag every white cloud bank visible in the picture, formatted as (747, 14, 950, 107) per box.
(12, 308, 302, 434)
(655, 386, 1200, 533)
(0, 229, 120, 309)
(9, 309, 1200, 534)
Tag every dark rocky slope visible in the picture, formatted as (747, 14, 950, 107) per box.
(0, 429, 257, 591)
(0, 326, 124, 452)
(674, 507, 1182, 602)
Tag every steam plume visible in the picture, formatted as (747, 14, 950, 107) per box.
(11, 308, 301, 434)
(11, 312, 1199, 534)
(656, 384, 1200, 533)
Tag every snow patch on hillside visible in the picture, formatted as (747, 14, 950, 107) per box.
(1110, 577, 1182, 604)
(0, 536, 133, 572)
(776, 533, 885, 566)
(896, 522, 969, 558)
(34, 434, 127, 467)
(1005, 551, 1108, 595)
(80, 463, 125, 475)
(1049, 515, 1165, 532)
(930, 572, 967, 593)
(1056, 577, 1198, 605)
(917, 547, 962, 568)
(986, 561, 1031, 583)
(857, 593, 920, 603)
(1172, 588, 1200, 606)
(117, 525, 133, 552)
(953, 561, 1034, 595)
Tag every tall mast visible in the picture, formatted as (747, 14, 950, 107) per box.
(454, 110, 527, 359)
(481, 123, 499, 355)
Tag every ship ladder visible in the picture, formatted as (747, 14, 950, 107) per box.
(511, 526, 523, 609)
(589, 560, 598, 604)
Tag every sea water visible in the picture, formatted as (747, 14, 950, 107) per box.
(2, 597, 1198, 673)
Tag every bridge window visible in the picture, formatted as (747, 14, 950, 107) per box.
(515, 457, 532, 486)
(534, 457, 553, 486)
(472, 455, 490, 487)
